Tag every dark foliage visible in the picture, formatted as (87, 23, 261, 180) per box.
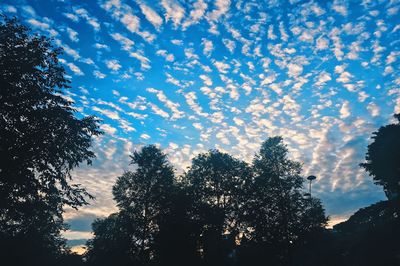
(331, 200, 400, 266)
(360, 113, 400, 200)
(86, 145, 180, 266)
(238, 137, 328, 265)
(184, 150, 252, 266)
(0, 17, 101, 265)
(86, 142, 328, 266)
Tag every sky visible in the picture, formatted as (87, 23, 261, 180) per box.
(2, 0, 399, 253)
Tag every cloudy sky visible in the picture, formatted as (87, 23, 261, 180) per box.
(2, 0, 399, 251)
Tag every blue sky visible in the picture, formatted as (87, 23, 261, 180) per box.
(2, 0, 399, 251)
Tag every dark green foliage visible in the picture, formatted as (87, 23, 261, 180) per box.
(360, 114, 400, 200)
(238, 137, 328, 265)
(0, 17, 101, 264)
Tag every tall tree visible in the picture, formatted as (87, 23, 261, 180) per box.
(86, 145, 202, 266)
(241, 137, 327, 265)
(0, 17, 101, 264)
(360, 113, 400, 201)
(88, 145, 175, 265)
(184, 150, 251, 266)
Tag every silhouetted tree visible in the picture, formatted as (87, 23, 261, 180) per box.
(325, 114, 400, 266)
(0, 17, 101, 265)
(154, 185, 202, 266)
(184, 150, 252, 266)
(239, 137, 327, 266)
(360, 113, 400, 201)
(87, 141, 329, 266)
(332, 200, 400, 266)
(85, 213, 133, 266)
(86, 145, 175, 265)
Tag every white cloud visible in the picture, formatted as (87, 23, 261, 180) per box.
(340, 101, 351, 119)
(66, 27, 79, 42)
(27, 18, 50, 30)
(140, 133, 151, 140)
(129, 51, 151, 70)
(331, 0, 348, 16)
(222, 39, 235, 53)
(74, 7, 100, 31)
(95, 43, 109, 49)
(268, 25, 277, 40)
(315, 72, 332, 87)
(93, 70, 106, 79)
(2, 4, 17, 13)
(100, 124, 117, 135)
(287, 63, 303, 77)
(156, 50, 175, 62)
(63, 12, 79, 22)
(208, 0, 230, 21)
(202, 38, 214, 56)
(121, 13, 140, 33)
(111, 33, 135, 50)
(367, 102, 380, 117)
(67, 62, 84, 76)
(316, 37, 329, 50)
(233, 117, 244, 126)
(137, 1, 163, 30)
(161, 0, 185, 28)
(183, 91, 208, 117)
(182, 0, 207, 28)
(193, 122, 203, 130)
(199, 75, 213, 86)
(105, 59, 122, 71)
(148, 103, 170, 119)
(147, 88, 184, 120)
(92, 106, 120, 120)
(213, 60, 230, 73)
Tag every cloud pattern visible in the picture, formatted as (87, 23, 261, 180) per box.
(2, 0, 399, 239)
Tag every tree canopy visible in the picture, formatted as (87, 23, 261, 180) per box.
(86, 141, 328, 266)
(87, 145, 177, 265)
(0, 17, 101, 264)
(360, 114, 400, 201)
(239, 137, 327, 265)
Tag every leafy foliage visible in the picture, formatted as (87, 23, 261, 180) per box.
(87, 145, 176, 265)
(0, 17, 101, 264)
(239, 137, 327, 265)
(184, 150, 252, 265)
(87, 141, 328, 266)
(360, 114, 400, 200)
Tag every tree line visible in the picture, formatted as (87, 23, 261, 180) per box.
(1, 16, 399, 266)
(85, 139, 327, 266)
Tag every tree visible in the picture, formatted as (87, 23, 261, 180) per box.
(0, 17, 101, 264)
(360, 113, 400, 201)
(184, 150, 252, 266)
(240, 137, 327, 265)
(85, 213, 133, 266)
(87, 145, 175, 265)
(332, 200, 400, 266)
(154, 185, 202, 266)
